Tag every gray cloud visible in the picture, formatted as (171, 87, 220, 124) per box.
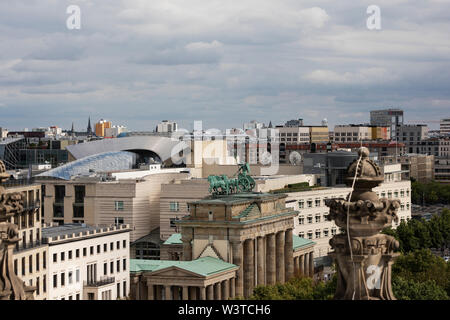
(0, 0, 449, 131)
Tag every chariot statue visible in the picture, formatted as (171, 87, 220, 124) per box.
(207, 163, 256, 195)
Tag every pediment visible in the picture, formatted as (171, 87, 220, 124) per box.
(150, 266, 204, 278)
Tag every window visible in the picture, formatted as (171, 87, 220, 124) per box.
(169, 202, 179, 212)
(307, 215, 313, 224)
(123, 281, 127, 298)
(53, 253, 57, 263)
(53, 274, 57, 288)
(22, 257, 25, 276)
(68, 250, 72, 260)
(123, 259, 127, 271)
(76, 294, 80, 300)
(324, 229, 329, 237)
(97, 245, 101, 254)
(76, 249, 79, 258)
(68, 271, 73, 285)
(315, 230, 321, 239)
(298, 200, 304, 209)
(315, 214, 321, 223)
(88, 293, 95, 300)
(76, 269, 80, 283)
(123, 240, 126, 248)
(117, 283, 120, 299)
(298, 215, 304, 225)
(116, 241, 120, 250)
(110, 242, 114, 251)
(43, 252, 46, 269)
(307, 200, 312, 208)
(331, 228, 337, 236)
(83, 248, 87, 257)
(110, 261, 114, 274)
(36, 277, 40, 295)
(116, 260, 120, 272)
(104, 263, 108, 276)
(36, 253, 40, 271)
(114, 217, 124, 225)
(114, 201, 124, 211)
(61, 273, 65, 287)
(61, 252, 65, 261)
(90, 246, 94, 255)
(298, 232, 305, 238)
(14, 259, 17, 275)
(43, 275, 46, 293)
(315, 199, 321, 207)
(29, 256, 32, 273)
(307, 231, 313, 240)
(104, 243, 107, 252)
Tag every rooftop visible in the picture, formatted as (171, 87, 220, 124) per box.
(42, 223, 131, 243)
(163, 233, 182, 245)
(189, 192, 286, 205)
(130, 256, 238, 276)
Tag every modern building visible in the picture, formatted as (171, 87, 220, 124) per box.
(370, 108, 404, 139)
(440, 118, 450, 136)
(435, 157, 450, 183)
(381, 154, 435, 182)
(333, 124, 390, 142)
(42, 223, 131, 300)
(397, 124, 429, 153)
(104, 126, 127, 138)
(95, 119, 112, 137)
(156, 120, 177, 133)
(439, 137, 450, 158)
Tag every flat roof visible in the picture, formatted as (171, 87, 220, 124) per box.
(130, 256, 237, 276)
(190, 192, 285, 205)
(42, 223, 100, 238)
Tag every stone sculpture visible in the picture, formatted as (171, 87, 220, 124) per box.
(208, 163, 256, 195)
(325, 147, 400, 300)
(0, 160, 35, 300)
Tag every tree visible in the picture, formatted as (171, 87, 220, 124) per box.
(392, 277, 448, 300)
(248, 275, 336, 300)
(392, 248, 450, 296)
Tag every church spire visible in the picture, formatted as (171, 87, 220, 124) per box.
(87, 116, 92, 135)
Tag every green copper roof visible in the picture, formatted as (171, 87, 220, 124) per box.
(130, 256, 238, 276)
(293, 235, 315, 250)
(163, 233, 182, 245)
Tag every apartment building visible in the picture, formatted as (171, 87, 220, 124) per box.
(381, 154, 435, 182)
(284, 171, 412, 258)
(43, 223, 131, 300)
(7, 182, 49, 300)
(333, 125, 390, 142)
(39, 168, 189, 243)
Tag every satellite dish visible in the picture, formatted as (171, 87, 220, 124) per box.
(289, 151, 302, 165)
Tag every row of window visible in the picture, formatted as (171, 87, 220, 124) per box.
(52, 240, 127, 263)
(14, 252, 47, 277)
(298, 213, 329, 225)
(53, 269, 80, 288)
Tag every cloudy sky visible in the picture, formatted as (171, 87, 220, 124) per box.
(1, 0, 449, 132)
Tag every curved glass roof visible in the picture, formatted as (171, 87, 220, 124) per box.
(37, 151, 136, 180)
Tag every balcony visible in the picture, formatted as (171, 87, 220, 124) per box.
(84, 277, 115, 288)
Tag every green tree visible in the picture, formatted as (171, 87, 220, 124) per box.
(392, 277, 449, 300)
(392, 249, 450, 296)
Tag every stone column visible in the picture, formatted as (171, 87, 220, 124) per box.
(189, 286, 197, 300)
(299, 254, 304, 276)
(285, 229, 294, 281)
(199, 287, 206, 300)
(222, 280, 229, 301)
(206, 285, 214, 300)
(214, 282, 221, 300)
(182, 286, 189, 300)
(230, 278, 236, 299)
(147, 283, 154, 300)
(231, 241, 244, 297)
(309, 252, 314, 278)
(164, 285, 171, 300)
(266, 233, 276, 285)
(276, 231, 285, 283)
(257, 236, 265, 286)
(304, 253, 310, 277)
(244, 239, 255, 297)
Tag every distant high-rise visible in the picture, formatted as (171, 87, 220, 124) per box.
(95, 119, 112, 137)
(440, 118, 450, 136)
(370, 108, 404, 139)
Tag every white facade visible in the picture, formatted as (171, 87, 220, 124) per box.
(44, 224, 131, 300)
(440, 118, 450, 136)
(286, 180, 412, 258)
(157, 120, 177, 133)
(105, 126, 127, 138)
